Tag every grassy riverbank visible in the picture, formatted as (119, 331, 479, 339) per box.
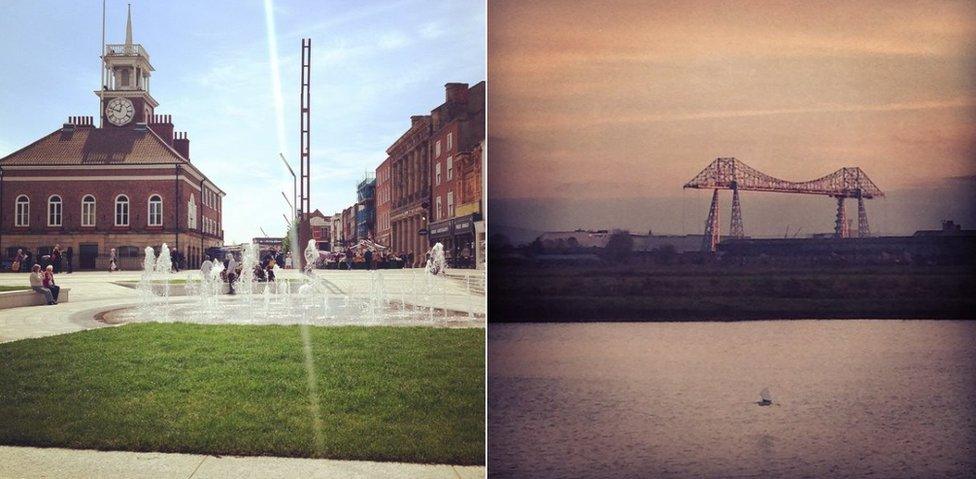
(0, 323, 484, 465)
(489, 264, 976, 321)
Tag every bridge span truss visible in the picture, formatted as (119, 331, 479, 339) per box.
(684, 157, 884, 252)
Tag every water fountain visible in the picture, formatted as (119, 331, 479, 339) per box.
(106, 241, 484, 328)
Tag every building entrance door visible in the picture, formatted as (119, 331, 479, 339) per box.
(79, 244, 98, 270)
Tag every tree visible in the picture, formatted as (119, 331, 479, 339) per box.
(567, 237, 581, 251)
(282, 217, 299, 255)
(603, 231, 634, 262)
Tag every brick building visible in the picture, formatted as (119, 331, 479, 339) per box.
(427, 82, 485, 268)
(330, 212, 342, 250)
(388, 115, 432, 266)
(341, 205, 356, 247)
(356, 175, 376, 240)
(0, 10, 223, 271)
(305, 209, 332, 251)
(374, 158, 391, 248)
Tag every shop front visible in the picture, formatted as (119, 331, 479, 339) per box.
(428, 219, 454, 256)
(450, 213, 480, 268)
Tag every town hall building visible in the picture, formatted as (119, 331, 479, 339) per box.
(0, 8, 224, 271)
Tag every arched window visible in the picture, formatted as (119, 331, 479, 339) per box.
(14, 195, 29, 227)
(115, 195, 129, 226)
(81, 195, 96, 227)
(188, 194, 197, 230)
(148, 195, 163, 226)
(47, 195, 62, 227)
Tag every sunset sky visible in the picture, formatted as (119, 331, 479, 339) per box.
(489, 0, 976, 238)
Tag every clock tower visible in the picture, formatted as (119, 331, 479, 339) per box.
(96, 5, 158, 128)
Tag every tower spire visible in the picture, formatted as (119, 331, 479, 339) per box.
(124, 4, 133, 49)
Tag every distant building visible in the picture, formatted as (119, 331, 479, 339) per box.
(356, 174, 376, 241)
(913, 220, 970, 237)
(330, 212, 342, 250)
(427, 82, 485, 268)
(0, 9, 224, 271)
(719, 224, 976, 265)
(251, 236, 283, 256)
(304, 209, 332, 251)
(388, 115, 431, 266)
(536, 230, 703, 254)
(375, 158, 391, 247)
(341, 205, 356, 247)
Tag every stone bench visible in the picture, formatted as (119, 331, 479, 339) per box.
(0, 288, 72, 309)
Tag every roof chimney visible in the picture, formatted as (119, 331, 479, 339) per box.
(64, 116, 95, 130)
(410, 115, 427, 127)
(148, 114, 174, 146)
(445, 82, 469, 103)
(173, 131, 190, 161)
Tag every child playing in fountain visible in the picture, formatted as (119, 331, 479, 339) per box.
(225, 254, 239, 295)
(265, 257, 276, 282)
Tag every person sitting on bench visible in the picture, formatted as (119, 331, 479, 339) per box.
(29, 264, 56, 305)
(43, 265, 61, 304)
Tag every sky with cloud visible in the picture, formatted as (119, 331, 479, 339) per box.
(488, 0, 975, 237)
(0, 0, 485, 243)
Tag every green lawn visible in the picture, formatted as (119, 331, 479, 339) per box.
(0, 323, 485, 465)
(0, 285, 31, 292)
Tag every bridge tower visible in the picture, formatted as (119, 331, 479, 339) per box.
(857, 194, 871, 237)
(834, 197, 849, 238)
(729, 183, 744, 239)
(702, 189, 721, 252)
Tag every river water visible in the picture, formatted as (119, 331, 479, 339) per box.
(489, 321, 976, 478)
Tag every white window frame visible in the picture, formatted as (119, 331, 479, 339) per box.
(148, 195, 163, 226)
(188, 194, 197, 230)
(447, 155, 453, 180)
(435, 140, 441, 158)
(47, 195, 63, 227)
(447, 132, 453, 150)
(447, 191, 454, 217)
(14, 195, 29, 227)
(81, 195, 96, 227)
(435, 196, 442, 220)
(435, 162, 442, 185)
(115, 194, 130, 226)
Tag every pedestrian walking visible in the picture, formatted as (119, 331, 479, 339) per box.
(226, 254, 239, 295)
(51, 245, 62, 274)
(201, 255, 213, 279)
(11, 249, 25, 273)
(109, 248, 118, 272)
(65, 246, 73, 274)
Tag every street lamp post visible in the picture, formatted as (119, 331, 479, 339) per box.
(279, 153, 297, 222)
(281, 191, 295, 215)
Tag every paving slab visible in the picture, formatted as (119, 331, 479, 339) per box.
(0, 446, 485, 479)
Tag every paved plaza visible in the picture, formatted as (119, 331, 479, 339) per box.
(0, 446, 484, 479)
(0, 268, 485, 343)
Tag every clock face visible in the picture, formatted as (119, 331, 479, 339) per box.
(105, 97, 135, 126)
